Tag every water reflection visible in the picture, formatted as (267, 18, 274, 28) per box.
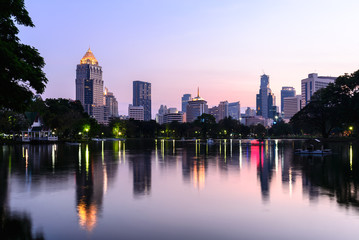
(75, 143, 118, 231)
(1, 140, 359, 239)
(130, 152, 151, 197)
(0, 146, 44, 239)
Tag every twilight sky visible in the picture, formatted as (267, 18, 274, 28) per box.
(19, 0, 359, 116)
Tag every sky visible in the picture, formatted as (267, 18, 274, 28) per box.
(19, 0, 359, 116)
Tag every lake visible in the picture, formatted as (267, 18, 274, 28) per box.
(0, 139, 358, 240)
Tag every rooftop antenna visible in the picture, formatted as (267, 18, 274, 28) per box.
(197, 87, 200, 97)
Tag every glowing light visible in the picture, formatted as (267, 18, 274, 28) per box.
(78, 145, 82, 171)
(224, 141, 227, 162)
(77, 198, 98, 232)
(173, 139, 175, 155)
(102, 141, 104, 164)
(119, 141, 122, 163)
(52, 144, 56, 170)
(85, 144, 89, 177)
(289, 168, 293, 198)
(103, 165, 108, 195)
(193, 160, 205, 189)
(80, 48, 99, 65)
(350, 144, 353, 171)
(25, 148, 28, 169)
(123, 142, 126, 163)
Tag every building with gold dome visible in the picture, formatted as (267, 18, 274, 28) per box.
(76, 48, 105, 123)
(186, 88, 208, 122)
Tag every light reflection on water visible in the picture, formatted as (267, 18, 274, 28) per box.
(0, 140, 359, 239)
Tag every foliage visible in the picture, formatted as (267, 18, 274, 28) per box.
(290, 69, 359, 138)
(0, 0, 47, 111)
(193, 114, 217, 138)
(250, 124, 266, 138)
(268, 120, 293, 137)
(0, 109, 28, 133)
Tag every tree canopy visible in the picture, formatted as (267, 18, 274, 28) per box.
(0, 0, 47, 111)
(290, 70, 359, 137)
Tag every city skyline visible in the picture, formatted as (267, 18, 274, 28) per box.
(19, 0, 359, 117)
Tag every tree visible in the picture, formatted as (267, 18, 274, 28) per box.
(0, 0, 47, 111)
(218, 117, 239, 138)
(250, 124, 266, 138)
(194, 114, 217, 138)
(268, 120, 293, 137)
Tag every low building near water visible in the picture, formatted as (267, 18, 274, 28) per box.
(22, 115, 58, 142)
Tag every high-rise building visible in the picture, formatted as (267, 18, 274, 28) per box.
(280, 87, 296, 116)
(186, 88, 208, 122)
(76, 48, 105, 123)
(301, 73, 336, 108)
(228, 101, 240, 120)
(208, 106, 219, 122)
(256, 74, 278, 119)
(133, 81, 151, 121)
(209, 101, 237, 122)
(283, 95, 302, 119)
(181, 94, 191, 113)
(128, 105, 144, 121)
(218, 101, 229, 121)
(104, 87, 118, 124)
(155, 105, 168, 124)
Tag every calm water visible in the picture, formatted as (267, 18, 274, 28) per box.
(1, 139, 358, 240)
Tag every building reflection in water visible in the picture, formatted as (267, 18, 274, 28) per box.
(75, 142, 118, 232)
(129, 151, 151, 197)
(281, 141, 296, 197)
(182, 145, 207, 190)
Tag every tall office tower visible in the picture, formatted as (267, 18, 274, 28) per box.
(301, 73, 336, 108)
(268, 92, 277, 119)
(76, 48, 104, 123)
(181, 94, 192, 112)
(104, 87, 119, 124)
(256, 74, 278, 119)
(218, 101, 229, 121)
(186, 88, 208, 122)
(228, 101, 240, 120)
(133, 81, 151, 121)
(283, 95, 302, 119)
(208, 106, 219, 122)
(280, 87, 296, 116)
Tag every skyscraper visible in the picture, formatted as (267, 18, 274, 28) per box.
(228, 101, 240, 120)
(186, 88, 208, 122)
(301, 73, 336, 108)
(133, 81, 151, 121)
(283, 95, 301, 119)
(181, 94, 192, 113)
(76, 48, 104, 123)
(104, 87, 119, 124)
(218, 101, 229, 121)
(256, 74, 277, 119)
(280, 87, 296, 116)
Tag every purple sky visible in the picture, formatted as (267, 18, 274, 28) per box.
(19, 0, 359, 117)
